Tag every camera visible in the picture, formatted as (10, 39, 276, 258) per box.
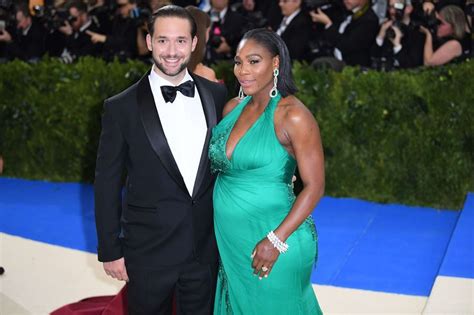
(386, 21, 407, 40)
(385, 1, 407, 40)
(305, 0, 333, 11)
(33, 5, 73, 31)
(411, 7, 440, 34)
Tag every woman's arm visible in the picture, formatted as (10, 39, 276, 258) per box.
(273, 103, 325, 242)
(421, 27, 462, 66)
(251, 99, 325, 278)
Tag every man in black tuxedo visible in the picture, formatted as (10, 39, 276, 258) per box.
(310, 0, 379, 67)
(274, 0, 312, 62)
(58, 1, 103, 62)
(371, 0, 425, 69)
(94, 5, 227, 314)
(0, 3, 46, 62)
(206, 0, 245, 62)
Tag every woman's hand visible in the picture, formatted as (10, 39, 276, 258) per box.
(251, 237, 280, 279)
(419, 25, 431, 36)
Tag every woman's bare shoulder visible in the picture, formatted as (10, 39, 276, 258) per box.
(223, 97, 241, 117)
(277, 95, 315, 126)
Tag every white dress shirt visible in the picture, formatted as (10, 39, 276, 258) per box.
(148, 66, 207, 196)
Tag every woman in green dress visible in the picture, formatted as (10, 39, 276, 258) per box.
(209, 28, 325, 314)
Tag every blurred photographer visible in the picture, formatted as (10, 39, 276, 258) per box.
(371, 0, 425, 70)
(86, 0, 140, 61)
(420, 4, 469, 65)
(273, 0, 312, 61)
(232, 0, 269, 33)
(87, 0, 113, 35)
(310, 0, 379, 67)
(206, 0, 245, 63)
(58, 1, 103, 62)
(0, 3, 46, 62)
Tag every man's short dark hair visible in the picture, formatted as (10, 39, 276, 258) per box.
(67, 1, 88, 13)
(147, 5, 197, 38)
(15, 3, 30, 18)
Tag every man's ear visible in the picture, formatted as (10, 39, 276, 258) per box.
(191, 35, 198, 52)
(146, 34, 152, 52)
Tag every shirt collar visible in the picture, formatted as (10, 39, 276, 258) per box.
(79, 19, 92, 33)
(22, 23, 32, 36)
(211, 6, 228, 22)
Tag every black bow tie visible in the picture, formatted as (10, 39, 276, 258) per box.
(160, 80, 195, 103)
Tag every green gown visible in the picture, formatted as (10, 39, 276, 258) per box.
(209, 93, 323, 315)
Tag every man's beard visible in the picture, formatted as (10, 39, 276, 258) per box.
(152, 53, 190, 78)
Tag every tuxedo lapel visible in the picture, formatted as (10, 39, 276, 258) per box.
(137, 71, 188, 194)
(191, 74, 217, 198)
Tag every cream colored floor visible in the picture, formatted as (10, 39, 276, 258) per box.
(0, 233, 471, 315)
(1, 233, 122, 315)
(423, 276, 474, 314)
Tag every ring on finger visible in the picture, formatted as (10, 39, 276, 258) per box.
(261, 266, 269, 272)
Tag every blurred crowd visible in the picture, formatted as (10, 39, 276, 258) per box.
(0, 0, 472, 70)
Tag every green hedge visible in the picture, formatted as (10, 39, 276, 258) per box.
(1, 57, 473, 209)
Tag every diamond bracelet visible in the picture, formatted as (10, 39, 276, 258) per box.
(266, 231, 289, 253)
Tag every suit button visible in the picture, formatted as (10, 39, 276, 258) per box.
(191, 200, 196, 205)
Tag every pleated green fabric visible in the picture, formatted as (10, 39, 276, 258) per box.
(209, 93, 322, 315)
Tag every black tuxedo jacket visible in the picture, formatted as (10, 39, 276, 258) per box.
(6, 19, 46, 61)
(324, 8, 379, 67)
(65, 19, 103, 59)
(279, 11, 313, 62)
(94, 71, 227, 269)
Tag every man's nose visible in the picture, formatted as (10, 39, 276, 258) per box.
(167, 41, 177, 55)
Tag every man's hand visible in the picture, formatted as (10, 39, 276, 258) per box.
(377, 19, 393, 40)
(215, 37, 231, 54)
(86, 30, 107, 43)
(423, 1, 435, 14)
(0, 29, 12, 43)
(310, 9, 332, 27)
(390, 25, 403, 46)
(103, 257, 129, 282)
(59, 21, 73, 36)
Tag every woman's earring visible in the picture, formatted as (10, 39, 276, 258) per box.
(239, 86, 245, 99)
(269, 68, 279, 98)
